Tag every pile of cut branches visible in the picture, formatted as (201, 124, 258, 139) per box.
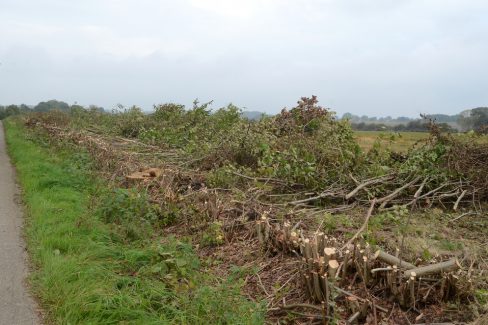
(21, 98, 488, 324)
(256, 202, 476, 323)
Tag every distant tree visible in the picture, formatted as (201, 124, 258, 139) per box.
(470, 107, 488, 131)
(19, 104, 31, 112)
(397, 116, 410, 122)
(88, 105, 105, 113)
(426, 114, 459, 123)
(351, 119, 455, 133)
(438, 123, 456, 133)
(0, 105, 22, 120)
(5, 104, 20, 116)
(34, 100, 70, 112)
(70, 104, 85, 111)
(458, 115, 471, 131)
(458, 107, 488, 131)
(351, 122, 388, 131)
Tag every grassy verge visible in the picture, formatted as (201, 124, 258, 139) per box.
(4, 118, 264, 324)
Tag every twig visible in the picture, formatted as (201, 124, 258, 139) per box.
(268, 303, 324, 312)
(414, 177, 429, 198)
(289, 191, 337, 205)
(370, 267, 393, 274)
(378, 176, 421, 208)
(332, 285, 388, 313)
(256, 272, 271, 296)
(405, 183, 449, 206)
(347, 311, 361, 324)
(341, 199, 376, 251)
(414, 323, 456, 325)
(230, 171, 289, 185)
(372, 301, 378, 325)
(449, 211, 478, 223)
(410, 177, 429, 207)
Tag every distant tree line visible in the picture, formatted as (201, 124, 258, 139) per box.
(0, 104, 31, 119)
(342, 113, 460, 125)
(344, 109, 488, 133)
(0, 100, 105, 120)
(351, 120, 456, 132)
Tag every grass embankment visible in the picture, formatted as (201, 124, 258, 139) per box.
(4, 118, 264, 324)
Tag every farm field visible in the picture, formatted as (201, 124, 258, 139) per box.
(355, 130, 488, 152)
(354, 131, 430, 152)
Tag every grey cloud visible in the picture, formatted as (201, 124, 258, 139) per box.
(1, 0, 487, 116)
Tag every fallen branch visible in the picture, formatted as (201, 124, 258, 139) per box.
(288, 191, 337, 205)
(345, 175, 393, 200)
(449, 211, 478, 223)
(453, 189, 467, 211)
(374, 250, 416, 270)
(268, 303, 323, 312)
(403, 258, 460, 278)
(378, 176, 421, 208)
(347, 311, 361, 324)
(230, 171, 289, 185)
(410, 177, 429, 207)
(405, 183, 449, 207)
(414, 323, 456, 325)
(341, 199, 376, 251)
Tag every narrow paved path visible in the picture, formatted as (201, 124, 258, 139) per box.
(0, 122, 40, 324)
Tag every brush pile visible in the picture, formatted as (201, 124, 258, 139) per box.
(256, 209, 471, 323)
(22, 97, 488, 323)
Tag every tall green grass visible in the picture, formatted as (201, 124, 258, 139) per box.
(4, 118, 264, 324)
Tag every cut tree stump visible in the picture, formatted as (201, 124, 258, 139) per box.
(126, 168, 162, 185)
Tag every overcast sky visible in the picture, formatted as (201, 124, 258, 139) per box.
(1, 0, 487, 117)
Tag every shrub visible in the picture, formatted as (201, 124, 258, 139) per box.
(99, 188, 162, 240)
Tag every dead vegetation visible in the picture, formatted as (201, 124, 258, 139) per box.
(22, 99, 488, 324)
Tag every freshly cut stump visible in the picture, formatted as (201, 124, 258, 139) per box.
(126, 168, 162, 185)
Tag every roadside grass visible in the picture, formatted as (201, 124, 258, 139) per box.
(4, 118, 264, 324)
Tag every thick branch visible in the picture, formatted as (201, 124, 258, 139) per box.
(403, 258, 460, 278)
(374, 250, 416, 269)
(453, 189, 467, 211)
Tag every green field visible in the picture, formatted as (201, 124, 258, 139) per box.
(354, 131, 430, 152)
(355, 130, 488, 153)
